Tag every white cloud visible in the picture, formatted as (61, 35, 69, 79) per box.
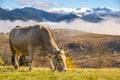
(0, 18, 120, 35)
(0, 20, 39, 32)
(41, 18, 120, 35)
(19, 0, 58, 8)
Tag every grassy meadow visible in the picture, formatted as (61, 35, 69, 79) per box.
(0, 30, 120, 80)
(0, 66, 120, 80)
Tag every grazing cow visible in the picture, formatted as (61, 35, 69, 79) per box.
(9, 25, 67, 71)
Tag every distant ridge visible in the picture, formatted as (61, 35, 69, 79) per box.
(0, 7, 120, 22)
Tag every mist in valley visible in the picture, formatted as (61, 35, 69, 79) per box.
(0, 18, 120, 35)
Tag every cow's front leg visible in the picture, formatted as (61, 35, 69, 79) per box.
(49, 58, 58, 71)
(28, 46, 34, 71)
(49, 59, 55, 70)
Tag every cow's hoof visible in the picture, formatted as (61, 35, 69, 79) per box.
(15, 66, 18, 69)
(64, 70, 67, 72)
(29, 68, 32, 71)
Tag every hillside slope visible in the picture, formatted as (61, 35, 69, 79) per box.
(53, 29, 120, 68)
(0, 29, 120, 68)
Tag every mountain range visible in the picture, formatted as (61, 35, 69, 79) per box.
(0, 7, 120, 22)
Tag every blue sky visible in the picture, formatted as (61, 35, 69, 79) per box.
(0, 0, 120, 10)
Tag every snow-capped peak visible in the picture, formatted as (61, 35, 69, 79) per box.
(76, 7, 93, 12)
(48, 7, 94, 17)
(48, 7, 93, 13)
(48, 7, 120, 16)
(48, 8, 76, 14)
(97, 7, 119, 11)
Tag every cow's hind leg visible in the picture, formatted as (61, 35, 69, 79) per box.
(28, 46, 34, 71)
(10, 42, 20, 69)
(12, 54, 20, 69)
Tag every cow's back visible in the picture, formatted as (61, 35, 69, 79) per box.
(9, 25, 43, 53)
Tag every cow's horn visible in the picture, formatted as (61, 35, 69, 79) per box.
(48, 54, 55, 58)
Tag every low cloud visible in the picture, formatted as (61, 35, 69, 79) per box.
(43, 18, 120, 35)
(0, 18, 120, 35)
(0, 20, 38, 32)
(19, 0, 58, 8)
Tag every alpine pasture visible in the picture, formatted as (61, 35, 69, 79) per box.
(0, 66, 120, 80)
(0, 29, 120, 80)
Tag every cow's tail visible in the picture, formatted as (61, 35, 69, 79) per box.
(9, 37, 15, 65)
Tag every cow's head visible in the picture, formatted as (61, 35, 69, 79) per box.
(49, 49, 67, 72)
(56, 49, 67, 72)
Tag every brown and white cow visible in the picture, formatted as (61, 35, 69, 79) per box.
(9, 25, 67, 71)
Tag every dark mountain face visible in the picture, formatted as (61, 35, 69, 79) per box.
(0, 8, 14, 20)
(0, 7, 120, 22)
(81, 13, 103, 22)
(0, 7, 78, 22)
(93, 7, 112, 12)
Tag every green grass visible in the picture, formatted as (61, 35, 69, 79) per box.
(0, 66, 120, 80)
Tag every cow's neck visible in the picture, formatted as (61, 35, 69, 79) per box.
(49, 38, 60, 54)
